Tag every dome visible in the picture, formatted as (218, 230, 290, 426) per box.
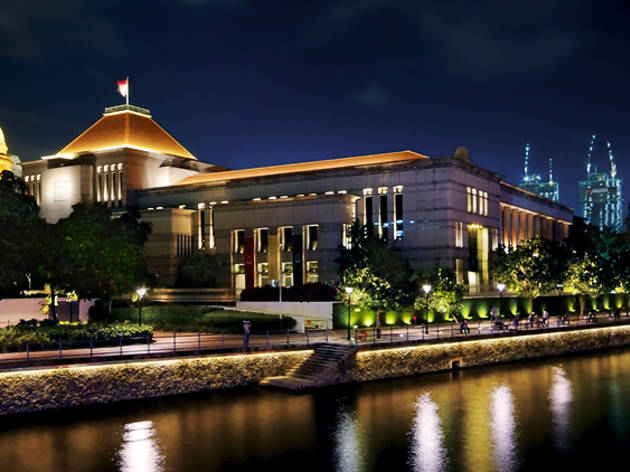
(0, 126, 7, 155)
(454, 146, 470, 161)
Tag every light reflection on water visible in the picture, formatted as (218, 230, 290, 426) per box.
(4, 349, 630, 471)
(333, 407, 363, 472)
(490, 385, 517, 472)
(117, 420, 165, 472)
(549, 366, 572, 452)
(409, 393, 447, 472)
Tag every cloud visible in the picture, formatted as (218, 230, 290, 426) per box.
(0, 0, 124, 62)
(353, 82, 390, 108)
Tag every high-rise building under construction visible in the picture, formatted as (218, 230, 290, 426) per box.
(519, 143, 559, 202)
(579, 134, 623, 232)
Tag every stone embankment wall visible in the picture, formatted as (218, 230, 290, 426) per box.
(349, 324, 630, 381)
(3, 325, 630, 415)
(0, 350, 311, 415)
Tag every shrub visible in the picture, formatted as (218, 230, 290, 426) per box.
(0, 321, 153, 353)
(111, 304, 296, 333)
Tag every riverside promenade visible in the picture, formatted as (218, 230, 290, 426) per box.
(0, 313, 627, 371)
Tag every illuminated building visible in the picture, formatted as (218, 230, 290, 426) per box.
(0, 125, 22, 177)
(579, 134, 623, 232)
(23, 103, 573, 292)
(518, 143, 559, 202)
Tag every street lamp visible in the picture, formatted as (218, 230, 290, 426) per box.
(422, 284, 431, 334)
(557, 283, 563, 297)
(497, 283, 506, 298)
(345, 286, 354, 341)
(136, 287, 147, 325)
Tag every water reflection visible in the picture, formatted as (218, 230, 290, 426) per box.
(117, 420, 165, 472)
(549, 366, 572, 452)
(333, 407, 363, 472)
(490, 385, 517, 471)
(409, 393, 447, 472)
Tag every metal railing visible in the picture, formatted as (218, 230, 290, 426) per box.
(0, 312, 628, 367)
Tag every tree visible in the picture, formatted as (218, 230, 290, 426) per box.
(177, 252, 229, 287)
(492, 238, 563, 313)
(337, 220, 415, 336)
(415, 267, 465, 321)
(0, 171, 44, 297)
(564, 252, 601, 315)
(38, 204, 153, 320)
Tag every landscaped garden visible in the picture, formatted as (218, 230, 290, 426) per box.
(111, 304, 296, 333)
(0, 320, 153, 352)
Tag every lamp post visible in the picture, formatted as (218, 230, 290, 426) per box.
(422, 284, 431, 334)
(345, 286, 354, 341)
(557, 283, 563, 297)
(497, 283, 505, 317)
(136, 287, 147, 325)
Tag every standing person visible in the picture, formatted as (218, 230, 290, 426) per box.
(542, 309, 550, 327)
(243, 320, 251, 349)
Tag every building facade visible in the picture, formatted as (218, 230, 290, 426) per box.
(21, 104, 574, 293)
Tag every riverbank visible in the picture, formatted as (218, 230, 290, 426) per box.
(3, 323, 630, 415)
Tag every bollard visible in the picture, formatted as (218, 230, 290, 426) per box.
(59, 339, 62, 359)
(306, 328, 310, 345)
(325, 327, 329, 343)
(90, 337, 93, 358)
(198, 332, 201, 351)
(120, 337, 123, 356)
(222, 331, 225, 349)
(147, 334, 150, 354)
(173, 332, 177, 352)
(266, 330, 270, 349)
(406, 325, 409, 341)
(26, 341, 30, 361)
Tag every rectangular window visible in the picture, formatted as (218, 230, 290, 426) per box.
(281, 227, 293, 252)
(281, 262, 293, 287)
(379, 194, 388, 240)
(365, 196, 373, 226)
(257, 262, 269, 287)
(455, 221, 464, 248)
(307, 225, 319, 251)
(471, 188, 477, 214)
(394, 193, 403, 240)
(484, 191, 489, 216)
(256, 228, 268, 253)
(491, 227, 499, 251)
(342, 223, 352, 249)
(455, 258, 464, 284)
(306, 261, 319, 283)
(466, 187, 472, 212)
(233, 229, 245, 254)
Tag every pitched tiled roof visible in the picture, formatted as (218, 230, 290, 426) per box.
(174, 150, 428, 186)
(55, 105, 196, 160)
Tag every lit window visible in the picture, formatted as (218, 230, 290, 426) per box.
(466, 187, 472, 212)
(307, 225, 319, 251)
(306, 261, 319, 283)
(280, 227, 293, 251)
(394, 192, 403, 240)
(378, 187, 388, 194)
(363, 188, 373, 196)
(233, 229, 245, 254)
(337, 190, 347, 194)
(256, 228, 269, 253)
(325, 191, 334, 195)
(472, 188, 477, 214)
(281, 262, 293, 287)
(455, 221, 464, 248)
(393, 185, 403, 193)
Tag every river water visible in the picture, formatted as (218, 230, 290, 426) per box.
(2, 348, 630, 472)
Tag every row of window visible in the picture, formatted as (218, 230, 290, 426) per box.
(363, 186, 404, 240)
(234, 261, 319, 287)
(24, 174, 41, 205)
(96, 164, 124, 207)
(232, 225, 319, 254)
(466, 187, 489, 216)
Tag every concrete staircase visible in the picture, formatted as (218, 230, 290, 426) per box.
(260, 343, 358, 390)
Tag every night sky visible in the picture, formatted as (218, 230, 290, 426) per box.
(1, 0, 629, 213)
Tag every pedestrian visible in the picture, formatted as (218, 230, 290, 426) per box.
(490, 305, 499, 321)
(460, 319, 470, 334)
(513, 314, 520, 329)
(542, 309, 550, 327)
(243, 320, 251, 349)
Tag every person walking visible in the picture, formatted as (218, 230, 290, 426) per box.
(243, 320, 251, 349)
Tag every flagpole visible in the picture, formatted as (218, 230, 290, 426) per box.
(126, 76, 130, 106)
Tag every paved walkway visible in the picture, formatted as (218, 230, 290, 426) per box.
(0, 313, 627, 370)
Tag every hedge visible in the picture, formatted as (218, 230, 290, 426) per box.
(111, 305, 296, 333)
(332, 293, 630, 329)
(0, 321, 153, 353)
